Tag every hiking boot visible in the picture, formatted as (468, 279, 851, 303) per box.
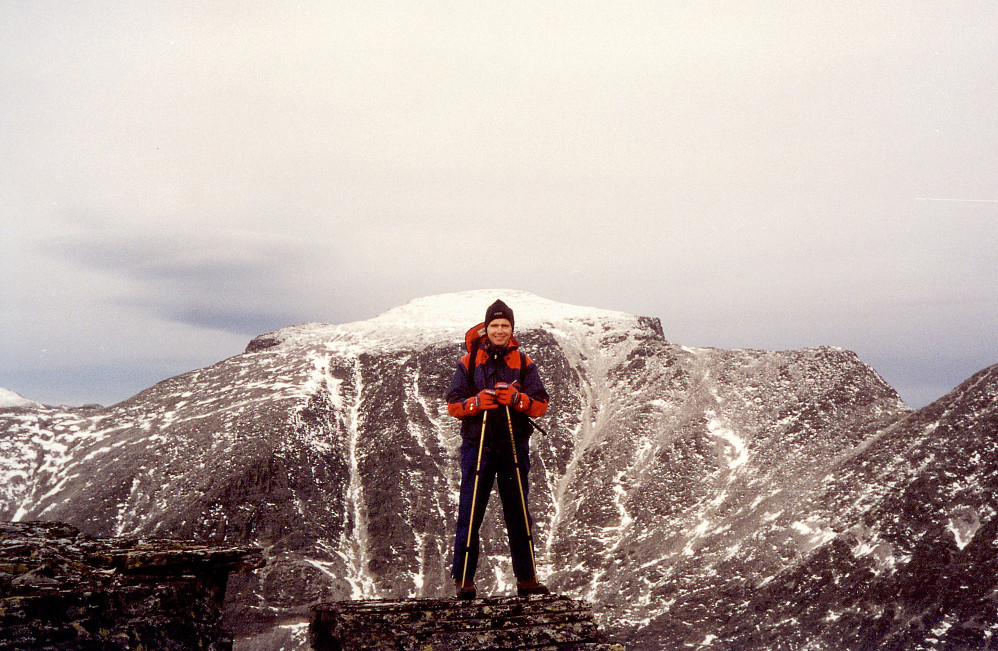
(454, 579, 477, 600)
(516, 577, 550, 597)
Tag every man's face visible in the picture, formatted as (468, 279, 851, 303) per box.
(486, 318, 512, 347)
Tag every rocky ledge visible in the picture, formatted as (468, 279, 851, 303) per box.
(0, 521, 263, 650)
(310, 595, 626, 650)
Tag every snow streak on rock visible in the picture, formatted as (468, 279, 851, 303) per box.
(336, 355, 377, 599)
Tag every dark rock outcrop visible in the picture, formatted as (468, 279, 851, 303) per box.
(309, 595, 625, 650)
(0, 520, 263, 650)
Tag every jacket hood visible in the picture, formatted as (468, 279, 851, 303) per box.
(464, 322, 519, 353)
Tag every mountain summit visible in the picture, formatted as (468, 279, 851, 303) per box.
(244, 289, 648, 353)
(2, 291, 995, 649)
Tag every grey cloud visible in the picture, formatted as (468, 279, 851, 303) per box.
(40, 227, 335, 335)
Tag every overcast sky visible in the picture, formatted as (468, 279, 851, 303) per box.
(3, 2, 996, 409)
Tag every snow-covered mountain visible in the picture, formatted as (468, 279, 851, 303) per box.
(0, 387, 42, 410)
(2, 290, 995, 649)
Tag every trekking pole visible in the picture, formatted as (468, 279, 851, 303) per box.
(526, 416, 548, 436)
(505, 406, 537, 578)
(460, 410, 488, 587)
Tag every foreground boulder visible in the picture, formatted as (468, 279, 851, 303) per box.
(310, 594, 624, 650)
(0, 521, 263, 650)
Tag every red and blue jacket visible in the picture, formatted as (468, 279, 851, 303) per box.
(447, 323, 549, 443)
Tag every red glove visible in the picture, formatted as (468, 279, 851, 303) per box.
(512, 393, 532, 413)
(471, 389, 498, 411)
(494, 382, 520, 407)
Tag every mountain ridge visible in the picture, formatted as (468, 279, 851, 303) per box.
(2, 290, 994, 649)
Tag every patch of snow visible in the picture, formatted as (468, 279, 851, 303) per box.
(791, 519, 836, 553)
(12, 505, 30, 522)
(274, 621, 311, 650)
(846, 524, 898, 574)
(706, 411, 748, 470)
(0, 388, 42, 409)
(338, 357, 377, 599)
(410, 530, 427, 597)
(256, 289, 651, 355)
(372, 289, 635, 332)
(305, 559, 340, 580)
(947, 506, 981, 550)
(929, 616, 954, 640)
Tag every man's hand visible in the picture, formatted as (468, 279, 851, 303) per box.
(494, 382, 520, 407)
(462, 390, 498, 414)
(474, 389, 499, 411)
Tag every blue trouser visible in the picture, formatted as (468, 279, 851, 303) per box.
(451, 431, 536, 582)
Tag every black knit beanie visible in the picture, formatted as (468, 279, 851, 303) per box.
(484, 299, 514, 331)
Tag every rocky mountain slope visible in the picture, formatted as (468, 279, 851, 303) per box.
(2, 290, 994, 649)
(1, 520, 261, 650)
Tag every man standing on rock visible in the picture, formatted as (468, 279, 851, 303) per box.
(446, 299, 551, 599)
